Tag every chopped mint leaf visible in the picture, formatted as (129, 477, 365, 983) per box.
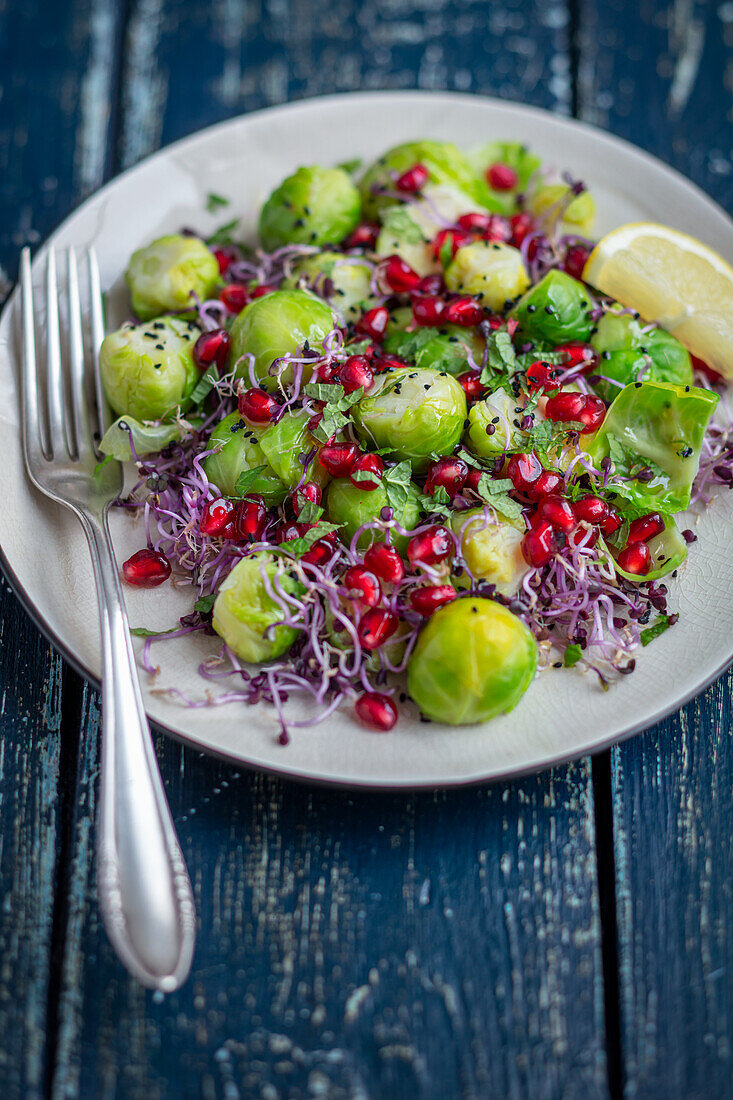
(234, 464, 271, 494)
(383, 460, 413, 516)
(206, 192, 230, 212)
(337, 158, 362, 175)
(475, 473, 523, 520)
(480, 328, 517, 385)
(206, 218, 240, 246)
(563, 643, 583, 668)
(438, 236, 454, 270)
(279, 521, 342, 558)
(189, 363, 219, 406)
(641, 614, 674, 647)
(130, 626, 178, 638)
(297, 501, 324, 524)
(194, 593, 217, 615)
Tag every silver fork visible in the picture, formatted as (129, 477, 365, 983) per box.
(20, 246, 196, 991)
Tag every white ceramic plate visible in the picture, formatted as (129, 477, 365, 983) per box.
(2, 91, 732, 788)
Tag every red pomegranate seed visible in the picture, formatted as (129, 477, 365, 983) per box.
(337, 355, 374, 393)
(355, 691, 398, 731)
(425, 457, 468, 497)
(350, 453, 383, 491)
(457, 370, 485, 401)
(691, 353, 725, 384)
(364, 542, 405, 584)
(600, 509, 623, 536)
(373, 353, 409, 373)
(410, 584, 457, 617)
(406, 524, 452, 566)
(396, 163, 429, 193)
(380, 254, 421, 294)
(219, 283, 249, 313)
(507, 452, 543, 493)
(122, 548, 171, 587)
(563, 244, 590, 281)
(358, 608, 399, 650)
(569, 524, 599, 550)
(509, 212, 536, 246)
(345, 222, 379, 249)
(444, 297, 483, 327)
(487, 163, 519, 191)
(556, 342, 597, 370)
(522, 521, 555, 567)
(193, 328, 231, 371)
(238, 387, 278, 423)
(213, 248, 235, 275)
(573, 496, 609, 525)
(344, 565, 382, 607)
(301, 539, 336, 566)
(481, 214, 512, 242)
(412, 295, 446, 326)
(456, 212, 492, 233)
(526, 360, 561, 393)
(356, 305, 390, 341)
(250, 283, 276, 299)
(277, 521, 307, 544)
(578, 395, 606, 433)
(538, 495, 577, 533)
(464, 468, 483, 493)
(527, 470, 564, 500)
(431, 227, 472, 262)
(545, 391, 588, 423)
(234, 496, 267, 541)
(307, 411, 323, 432)
(617, 541, 651, 575)
(200, 497, 235, 536)
(414, 273, 446, 296)
(318, 442, 361, 477)
(293, 481, 322, 512)
(628, 512, 665, 543)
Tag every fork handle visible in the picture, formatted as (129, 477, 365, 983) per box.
(80, 509, 196, 990)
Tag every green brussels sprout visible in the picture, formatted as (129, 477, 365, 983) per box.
(258, 166, 362, 251)
(529, 184, 595, 235)
(203, 412, 287, 505)
(383, 306, 484, 375)
(282, 251, 376, 322)
(99, 316, 202, 421)
(229, 289, 335, 388)
(511, 270, 595, 345)
(212, 553, 302, 663)
(407, 597, 537, 725)
(586, 380, 719, 514)
(352, 368, 467, 471)
(125, 234, 219, 321)
(466, 141, 542, 214)
(359, 140, 497, 220)
(258, 410, 330, 492)
(452, 508, 528, 595)
(590, 311, 692, 401)
(464, 389, 524, 456)
(325, 477, 421, 552)
(444, 240, 530, 311)
(610, 515, 688, 583)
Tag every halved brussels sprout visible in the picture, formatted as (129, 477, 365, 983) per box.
(465, 141, 542, 214)
(258, 166, 361, 251)
(99, 316, 202, 421)
(352, 367, 467, 471)
(452, 508, 529, 595)
(282, 251, 376, 322)
(464, 389, 524, 456)
(444, 240, 530, 311)
(258, 409, 329, 492)
(359, 140, 496, 220)
(510, 270, 595, 345)
(229, 289, 335, 388)
(590, 310, 692, 401)
(383, 306, 484, 375)
(528, 184, 595, 235)
(325, 477, 421, 552)
(203, 412, 287, 505)
(407, 596, 537, 724)
(609, 517, 688, 583)
(125, 234, 219, 321)
(586, 380, 719, 514)
(212, 553, 303, 663)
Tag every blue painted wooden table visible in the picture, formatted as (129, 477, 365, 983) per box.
(0, 2, 731, 1097)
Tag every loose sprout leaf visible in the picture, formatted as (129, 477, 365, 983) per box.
(99, 415, 185, 461)
(194, 593, 217, 615)
(206, 192, 230, 212)
(383, 460, 413, 515)
(235, 464, 271, 494)
(297, 501, 324, 524)
(641, 614, 674, 647)
(476, 473, 524, 520)
(280, 521, 342, 557)
(130, 625, 179, 638)
(189, 363, 219, 406)
(206, 218, 240, 246)
(563, 643, 583, 667)
(380, 206, 427, 244)
(337, 157, 362, 175)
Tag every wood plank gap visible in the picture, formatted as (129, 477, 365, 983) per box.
(568, 0, 581, 119)
(591, 750, 624, 1100)
(42, 667, 85, 1100)
(108, 0, 136, 179)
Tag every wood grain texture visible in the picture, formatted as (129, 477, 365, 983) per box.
(578, 2, 733, 1096)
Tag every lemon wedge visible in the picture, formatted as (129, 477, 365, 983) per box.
(582, 222, 733, 378)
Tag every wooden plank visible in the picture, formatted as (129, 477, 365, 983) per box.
(48, 0, 610, 1095)
(577, 1, 733, 1095)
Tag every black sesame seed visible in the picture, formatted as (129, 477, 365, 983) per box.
(602, 351, 611, 360)
(634, 381, 643, 388)
(527, 304, 537, 313)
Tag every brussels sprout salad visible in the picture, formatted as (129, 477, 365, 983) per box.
(100, 139, 731, 740)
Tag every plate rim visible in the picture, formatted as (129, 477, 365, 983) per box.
(3, 89, 733, 789)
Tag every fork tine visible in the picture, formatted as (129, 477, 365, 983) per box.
(45, 249, 68, 458)
(20, 248, 46, 465)
(67, 246, 90, 460)
(87, 248, 109, 442)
